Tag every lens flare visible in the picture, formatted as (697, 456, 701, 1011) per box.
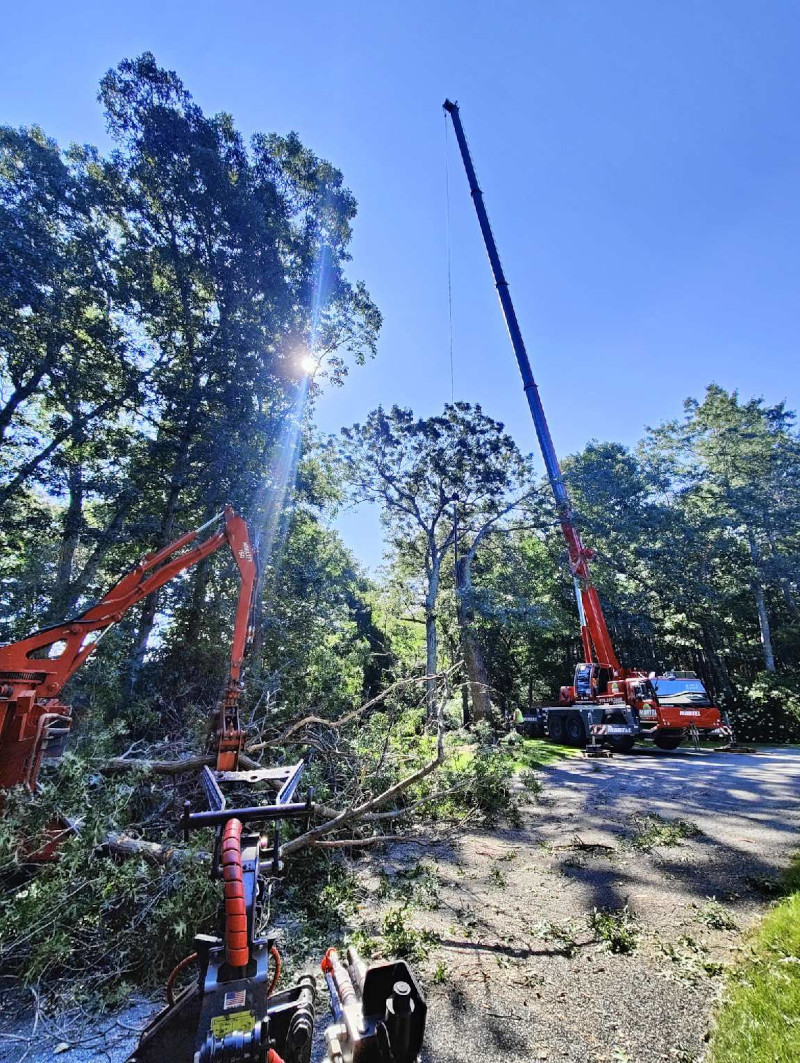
(300, 353, 319, 375)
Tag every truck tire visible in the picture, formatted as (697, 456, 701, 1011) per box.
(606, 735, 635, 754)
(547, 712, 566, 744)
(565, 712, 586, 746)
(654, 734, 682, 751)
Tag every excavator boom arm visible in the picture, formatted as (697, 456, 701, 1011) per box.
(0, 506, 258, 789)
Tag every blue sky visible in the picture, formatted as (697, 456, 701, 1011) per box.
(3, 1, 799, 570)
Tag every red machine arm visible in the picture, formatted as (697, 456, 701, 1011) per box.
(444, 99, 622, 678)
(0, 506, 257, 789)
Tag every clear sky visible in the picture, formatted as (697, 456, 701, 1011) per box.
(3, 1, 799, 569)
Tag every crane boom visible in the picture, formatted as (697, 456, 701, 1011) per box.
(443, 99, 621, 675)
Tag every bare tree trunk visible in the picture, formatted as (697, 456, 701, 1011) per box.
(183, 555, 213, 645)
(699, 621, 738, 705)
(748, 534, 776, 672)
(67, 488, 137, 606)
(49, 458, 84, 622)
(0, 355, 54, 446)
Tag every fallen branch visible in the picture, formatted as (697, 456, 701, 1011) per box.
(99, 752, 261, 776)
(100, 832, 210, 865)
(100, 754, 213, 776)
(281, 691, 447, 856)
(245, 672, 445, 754)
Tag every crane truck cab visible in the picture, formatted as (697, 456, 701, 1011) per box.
(547, 665, 730, 752)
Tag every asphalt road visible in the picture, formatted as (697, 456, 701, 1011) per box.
(413, 745, 800, 1063)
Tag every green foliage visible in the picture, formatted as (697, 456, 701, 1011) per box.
(587, 906, 639, 954)
(628, 813, 701, 851)
(528, 918, 578, 957)
(734, 670, 800, 743)
(439, 726, 520, 824)
(697, 898, 738, 931)
(378, 864, 440, 909)
(0, 755, 217, 1004)
(379, 907, 439, 961)
(658, 935, 723, 984)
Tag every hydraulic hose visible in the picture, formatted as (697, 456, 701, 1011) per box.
(267, 944, 282, 997)
(166, 951, 198, 1007)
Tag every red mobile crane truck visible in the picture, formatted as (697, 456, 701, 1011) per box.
(443, 100, 731, 753)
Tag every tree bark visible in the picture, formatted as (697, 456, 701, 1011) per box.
(0, 360, 53, 446)
(183, 554, 213, 645)
(748, 534, 776, 672)
(455, 555, 492, 722)
(126, 423, 194, 696)
(48, 458, 84, 622)
(424, 556, 441, 719)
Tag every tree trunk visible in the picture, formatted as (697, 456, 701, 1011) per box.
(0, 360, 52, 446)
(424, 558, 441, 719)
(68, 488, 137, 607)
(49, 457, 84, 622)
(455, 555, 491, 722)
(126, 427, 194, 696)
(699, 621, 738, 706)
(748, 534, 776, 672)
(184, 555, 213, 645)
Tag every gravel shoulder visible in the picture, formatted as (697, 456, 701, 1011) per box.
(369, 746, 800, 1063)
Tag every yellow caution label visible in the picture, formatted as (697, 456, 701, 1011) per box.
(210, 1010, 255, 1038)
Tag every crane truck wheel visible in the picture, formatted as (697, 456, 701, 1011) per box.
(565, 712, 586, 746)
(654, 734, 683, 751)
(547, 712, 566, 744)
(606, 735, 636, 754)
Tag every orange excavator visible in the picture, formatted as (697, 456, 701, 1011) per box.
(0, 506, 429, 1063)
(0, 505, 257, 792)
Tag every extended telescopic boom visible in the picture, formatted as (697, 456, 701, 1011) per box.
(443, 99, 620, 674)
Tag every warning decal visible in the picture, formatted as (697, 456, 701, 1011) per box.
(210, 1011, 255, 1038)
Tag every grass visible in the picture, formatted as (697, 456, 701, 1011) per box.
(709, 854, 800, 1062)
(506, 737, 582, 771)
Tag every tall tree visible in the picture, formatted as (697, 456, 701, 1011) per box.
(337, 403, 532, 720)
(96, 53, 380, 691)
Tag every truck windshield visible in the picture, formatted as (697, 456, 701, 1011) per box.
(651, 679, 711, 706)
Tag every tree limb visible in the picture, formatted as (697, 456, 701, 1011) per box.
(281, 690, 446, 856)
(245, 672, 441, 753)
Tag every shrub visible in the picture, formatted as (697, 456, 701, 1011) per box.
(731, 671, 800, 744)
